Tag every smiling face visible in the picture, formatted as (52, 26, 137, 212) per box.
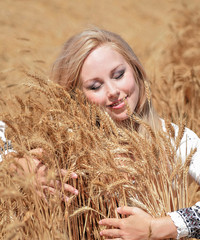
(80, 45, 140, 121)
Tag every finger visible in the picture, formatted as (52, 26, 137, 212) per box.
(42, 185, 57, 195)
(35, 190, 48, 203)
(34, 186, 53, 204)
(70, 172, 78, 179)
(36, 161, 47, 175)
(100, 229, 121, 238)
(29, 148, 44, 158)
(41, 185, 73, 202)
(63, 183, 78, 195)
(47, 180, 78, 195)
(60, 169, 78, 179)
(117, 206, 136, 215)
(13, 157, 36, 174)
(99, 218, 121, 228)
(35, 168, 79, 196)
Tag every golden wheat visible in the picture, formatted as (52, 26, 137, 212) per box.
(0, 74, 197, 239)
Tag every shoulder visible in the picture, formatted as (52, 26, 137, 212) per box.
(160, 118, 200, 148)
(161, 119, 200, 183)
(179, 126, 199, 148)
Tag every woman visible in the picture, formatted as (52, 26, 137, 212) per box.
(50, 27, 200, 239)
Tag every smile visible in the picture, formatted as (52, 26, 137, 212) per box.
(107, 96, 128, 108)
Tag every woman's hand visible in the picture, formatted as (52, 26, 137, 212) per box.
(9, 148, 78, 201)
(99, 206, 152, 240)
(99, 206, 177, 240)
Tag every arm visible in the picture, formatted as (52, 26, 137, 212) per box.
(99, 204, 200, 240)
(99, 207, 177, 240)
(168, 202, 200, 239)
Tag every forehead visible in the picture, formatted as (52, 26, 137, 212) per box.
(81, 45, 126, 79)
(86, 45, 124, 65)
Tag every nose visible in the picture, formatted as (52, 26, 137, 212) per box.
(107, 83, 120, 100)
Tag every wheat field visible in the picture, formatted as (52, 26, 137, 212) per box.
(0, 1, 199, 239)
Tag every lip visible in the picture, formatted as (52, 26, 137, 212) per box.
(107, 96, 128, 109)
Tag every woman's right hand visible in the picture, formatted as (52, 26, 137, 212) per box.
(8, 148, 78, 201)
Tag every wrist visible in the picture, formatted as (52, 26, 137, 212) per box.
(150, 216, 177, 240)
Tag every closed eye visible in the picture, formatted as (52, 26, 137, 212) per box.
(88, 82, 102, 90)
(114, 70, 125, 79)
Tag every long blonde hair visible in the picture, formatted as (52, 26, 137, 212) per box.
(51, 27, 160, 131)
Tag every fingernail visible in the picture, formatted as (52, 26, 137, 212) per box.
(74, 189, 78, 195)
(100, 231, 103, 236)
(65, 196, 69, 202)
(117, 207, 121, 212)
(99, 220, 102, 224)
(71, 173, 78, 178)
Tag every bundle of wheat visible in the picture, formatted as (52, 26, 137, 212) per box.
(0, 74, 196, 239)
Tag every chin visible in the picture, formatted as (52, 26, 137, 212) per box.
(111, 114, 129, 122)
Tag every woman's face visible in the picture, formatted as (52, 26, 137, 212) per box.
(80, 45, 139, 121)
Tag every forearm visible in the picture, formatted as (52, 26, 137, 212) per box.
(151, 216, 177, 240)
(151, 202, 200, 240)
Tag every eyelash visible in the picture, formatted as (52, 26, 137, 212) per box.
(115, 70, 125, 79)
(88, 70, 125, 90)
(89, 83, 101, 90)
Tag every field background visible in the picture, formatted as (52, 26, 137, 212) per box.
(0, 0, 198, 97)
(1, 0, 200, 134)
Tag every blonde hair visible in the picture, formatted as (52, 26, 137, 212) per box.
(51, 27, 160, 131)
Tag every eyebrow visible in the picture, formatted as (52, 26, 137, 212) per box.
(110, 64, 123, 77)
(83, 77, 100, 85)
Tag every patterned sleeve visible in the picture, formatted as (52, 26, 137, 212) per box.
(169, 202, 200, 239)
(0, 121, 13, 161)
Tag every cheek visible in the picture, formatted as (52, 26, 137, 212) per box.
(123, 75, 138, 95)
(125, 76, 140, 106)
(84, 92, 105, 106)
(132, 82, 139, 101)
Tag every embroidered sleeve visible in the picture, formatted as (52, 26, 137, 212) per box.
(169, 202, 200, 239)
(168, 211, 188, 239)
(0, 121, 13, 161)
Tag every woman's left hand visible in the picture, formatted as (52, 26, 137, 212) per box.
(99, 206, 153, 240)
(99, 206, 178, 240)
